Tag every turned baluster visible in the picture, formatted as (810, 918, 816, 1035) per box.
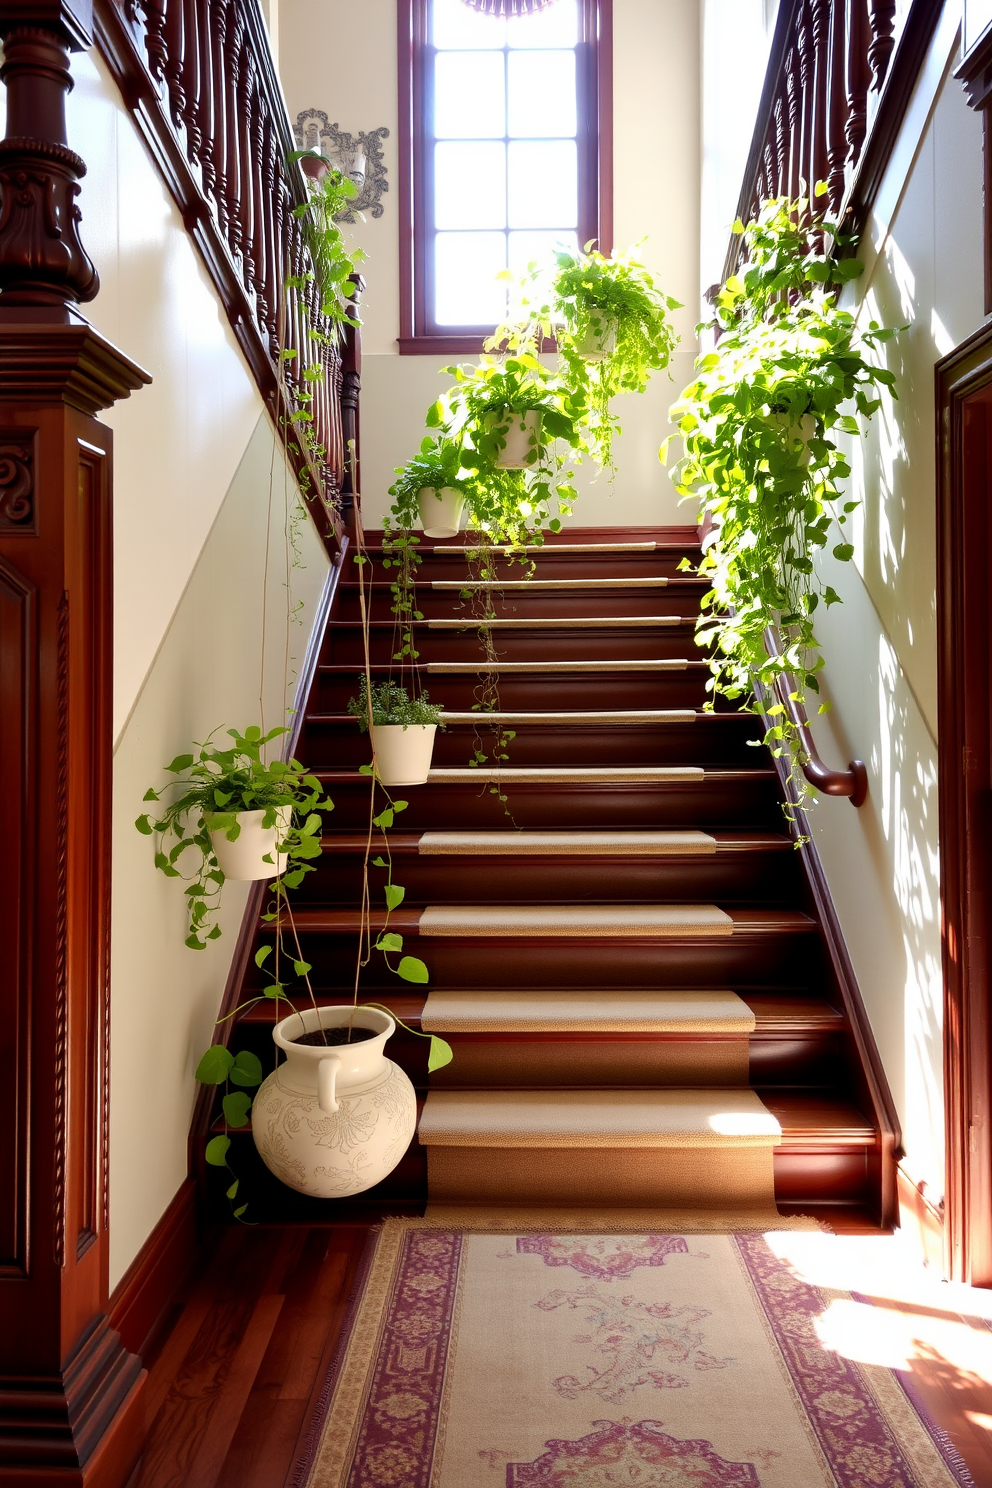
(236, 34, 258, 294)
(207, 0, 228, 229)
(162, 0, 185, 131)
(796, 1, 814, 195)
(825, 0, 849, 209)
(194, 0, 216, 195)
(773, 92, 787, 194)
(260, 113, 280, 349)
(223, 0, 244, 262)
(785, 47, 801, 199)
(180, 0, 201, 163)
(845, 0, 870, 169)
(141, 0, 167, 81)
(867, 0, 896, 94)
(809, 0, 831, 194)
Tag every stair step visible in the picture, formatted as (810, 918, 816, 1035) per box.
(435, 709, 698, 723)
(421, 988, 753, 1032)
(416, 830, 717, 855)
(426, 614, 684, 627)
(433, 542, 664, 554)
(418, 1087, 781, 1147)
(426, 659, 689, 673)
(418, 903, 734, 938)
(431, 577, 672, 591)
(426, 766, 705, 783)
(268, 908, 816, 935)
(318, 830, 790, 856)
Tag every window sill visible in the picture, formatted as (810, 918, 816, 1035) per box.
(398, 334, 493, 356)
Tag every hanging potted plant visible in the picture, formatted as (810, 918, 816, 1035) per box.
(433, 354, 587, 473)
(135, 724, 332, 948)
(551, 244, 680, 375)
(348, 676, 445, 785)
(388, 435, 474, 539)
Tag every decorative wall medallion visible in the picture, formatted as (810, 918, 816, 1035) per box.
(293, 109, 389, 220)
(507, 1419, 761, 1486)
(0, 431, 35, 533)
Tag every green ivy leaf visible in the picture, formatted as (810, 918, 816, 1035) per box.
(222, 1091, 253, 1127)
(397, 955, 429, 984)
(135, 814, 153, 835)
(384, 883, 405, 911)
(377, 932, 404, 953)
(255, 945, 272, 968)
(195, 1045, 234, 1084)
(205, 1134, 231, 1166)
(230, 1050, 264, 1087)
(226, 1179, 239, 1200)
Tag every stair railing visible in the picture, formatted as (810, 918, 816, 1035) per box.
(725, 0, 942, 283)
(94, 0, 359, 555)
(762, 624, 868, 807)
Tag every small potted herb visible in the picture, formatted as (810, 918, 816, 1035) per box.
(348, 677, 445, 785)
(389, 435, 474, 539)
(135, 725, 332, 948)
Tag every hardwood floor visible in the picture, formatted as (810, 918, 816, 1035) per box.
(130, 1220, 992, 1488)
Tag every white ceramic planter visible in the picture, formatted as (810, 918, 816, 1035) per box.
(417, 485, 466, 539)
(208, 804, 291, 881)
(771, 411, 817, 466)
(486, 408, 542, 469)
(575, 314, 617, 362)
(252, 1005, 417, 1198)
(371, 723, 437, 786)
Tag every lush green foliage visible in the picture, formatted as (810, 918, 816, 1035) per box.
(387, 437, 474, 528)
(347, 676, 445, 731)
(135, 724, 333, 948)
(287, 155, 367, 333)
(668, 193, 897, 789)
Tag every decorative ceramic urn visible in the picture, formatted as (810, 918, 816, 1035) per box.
(252, 1006, 417, 1198)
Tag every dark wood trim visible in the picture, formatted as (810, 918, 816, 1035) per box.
(108, 1179, 203, 1359)
(397, 0, 614, 353)
(955, 24, 992, 315)
(936, 320, 992, 1286)
(768, 751, 902, 1229)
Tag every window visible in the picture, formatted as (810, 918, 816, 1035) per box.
(399, 0, 612, 352)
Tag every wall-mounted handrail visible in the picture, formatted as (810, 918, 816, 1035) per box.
(763, 625, 868, 807)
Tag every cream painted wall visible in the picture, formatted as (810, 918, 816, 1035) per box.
(110, 416, 328, 1286)
(699, 5, 979, 1204)
(58, 51, 331, 1282)
(278, 0, 702, 527)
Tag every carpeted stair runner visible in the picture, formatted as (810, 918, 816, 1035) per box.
(431, 576, 671, 590)
(438, 708, 697, 723)
(418, 829, 716, 854)
(419, 1088, 782, 1207)
(427, 658, 688, 672)
(427, 614, 682, 627)
(433, 541, 662, 553)
(418, 903, 733, 937)
(422, 987, 754, 1087)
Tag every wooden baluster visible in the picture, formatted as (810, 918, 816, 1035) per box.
(796, 1, 814, 195)
(774, 92, 787, 194)
(809, 0, 831, 194)
(141, 0, 167, 80)
(237, 34, 257, 294)
(223, 0, 244, 262)
(260, 112, 279, 350)
(340, 274, 363, 531)
(208, 0, 229, 230)
(180, 0, 201, 163)
(786, 47, 801, 199)
(826, 0, 849, 210)
(195, 0, 216, 196)
(867, 0, 896, 94)
(845, 0, 870, 170)
(162, 0, 185, 130)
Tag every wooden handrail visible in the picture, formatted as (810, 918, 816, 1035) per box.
(93, 0, 360, 557)
(724, 0, 942, 281)
(763, 625, 868, 806)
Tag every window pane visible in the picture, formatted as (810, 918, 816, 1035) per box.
(508, 51, 576, 138)
(507, 140, 576, 228)
(507, 0, 578, 48)
(435, 142, 507, 229)
(435, 233, 508, 325)
(435, 53, 506, 138)
(432, 0, 505, 49)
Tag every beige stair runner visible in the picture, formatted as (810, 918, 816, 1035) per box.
(427, 615, 682, 627)
(422, 988, 753, 1087)
(420, 1089, 782, 1209)
(438, 709, 697, 723)
(431, 577, 671, 590)
(418, 830, 716, 854)
(427, 658, 689, 672)
(433, 542, 662, 554)
(427, 765, 704, 783)
(418, 903, 733, 936)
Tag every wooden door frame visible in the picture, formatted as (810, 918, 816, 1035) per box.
(936, 321, 992, 1286)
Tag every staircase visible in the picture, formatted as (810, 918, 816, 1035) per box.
(204, 526, 896, 1228)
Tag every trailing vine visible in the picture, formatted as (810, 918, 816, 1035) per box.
(667, 190, 898, 809)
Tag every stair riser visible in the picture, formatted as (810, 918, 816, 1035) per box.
(773, 1149, 871, 1203)
(356, 554, 698, 582)
(314, 779, 783, 830)
(323, 627, 699, 665)
(251, 931, 823, 990)
(316, 672, 710, 712)
(302, 722, 765, 768)
(300, 853, 801, 905)
(337, 588, 707, 621)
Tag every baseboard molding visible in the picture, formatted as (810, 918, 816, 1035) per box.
(109, 1179, 203, 1358)
(897, 1162, 945, 1272)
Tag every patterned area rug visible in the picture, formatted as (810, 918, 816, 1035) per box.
(298, 1222, 974, 1488)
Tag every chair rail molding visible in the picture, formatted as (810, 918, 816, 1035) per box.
(0, 1, 151, 1481)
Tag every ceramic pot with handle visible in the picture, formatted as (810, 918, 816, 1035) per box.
(252, 1005, 417, 1198)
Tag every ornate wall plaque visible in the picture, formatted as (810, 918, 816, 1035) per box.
(294, 110, 389, 221)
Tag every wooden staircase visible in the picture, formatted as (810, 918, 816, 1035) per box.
(201, 526, 898, 1227)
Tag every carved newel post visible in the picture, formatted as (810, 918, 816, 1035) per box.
(0, 3, 151, 1484)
